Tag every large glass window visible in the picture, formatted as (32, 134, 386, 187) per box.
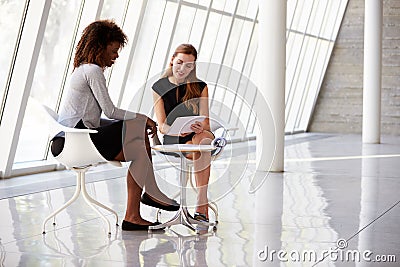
(122, 0, 172, 110)
(187, 5, 208, 47)
(0, 0, 27, 123)
(106, 0, 145, 106)
(100, 0, 127, 22)
(14, 0, 85, 163)
(170, 5, 197, 46)
(285, 0, 348, 133)
(5, 0, 349, 175)
(151, 2, 181, 79)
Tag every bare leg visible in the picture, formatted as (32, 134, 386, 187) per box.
(190, 131, 214, 218)
(115, 118, 176, 224)
(122, 158, 152, 225)
(115, 149, 150, 224)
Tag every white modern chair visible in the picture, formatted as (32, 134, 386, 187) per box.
(152, 119, 234, 232)
(39, 103, 121, 236)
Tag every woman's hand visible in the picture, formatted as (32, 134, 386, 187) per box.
(137, 113, 157, 137)
(180, 132, 191, 137)
(190, 121, 204, 134)
(146, 117, 157, 138)
(159, 123, 171, 135)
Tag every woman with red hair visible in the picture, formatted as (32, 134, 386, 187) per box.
(152, 44, 214, 230)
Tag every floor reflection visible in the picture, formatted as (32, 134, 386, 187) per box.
(42, 231, 116, 265)
(252, 173, 283, 266)
(0, 134, 399, 266)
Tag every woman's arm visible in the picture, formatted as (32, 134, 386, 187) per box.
(152, 91, 170, 135)
(85, 65, 137, 120)
(198, 85, 211, 132)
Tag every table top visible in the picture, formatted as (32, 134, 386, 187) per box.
(152, 144, 215, 153)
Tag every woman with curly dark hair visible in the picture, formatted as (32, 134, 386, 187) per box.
(51, 20, 178, 231)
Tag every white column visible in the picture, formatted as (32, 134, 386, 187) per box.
(362, 0, 382, 144)
(256, 1, 286, 172)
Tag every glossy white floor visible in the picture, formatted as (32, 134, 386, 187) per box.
(0, 133, 399, 266)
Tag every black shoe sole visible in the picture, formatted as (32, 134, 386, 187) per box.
(121, 220, 165, 231)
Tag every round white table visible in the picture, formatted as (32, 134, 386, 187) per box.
(149, 144, 216, 233)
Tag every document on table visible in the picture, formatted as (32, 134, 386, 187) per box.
(167, 116, 206, 135)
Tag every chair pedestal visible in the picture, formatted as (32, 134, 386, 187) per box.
(157, 163, 219, 227)
(149, 153, 216, 233)
(42, 167, 119, 235)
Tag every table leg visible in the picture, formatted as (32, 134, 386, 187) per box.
(149, 152, 215, 233)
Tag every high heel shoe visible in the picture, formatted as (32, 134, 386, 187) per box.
(194, 212, 210, 232)
(140, 193, 179, 211)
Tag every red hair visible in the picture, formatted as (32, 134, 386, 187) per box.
(163, 44, 202, 114)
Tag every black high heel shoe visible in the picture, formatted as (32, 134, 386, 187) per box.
(140, 193, 180, 211)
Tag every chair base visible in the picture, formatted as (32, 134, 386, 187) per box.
(148, 205, 216, 234)
(42, 167, 118, 235)
(150, 152, 218, 234)
(157, 199, 219, 225)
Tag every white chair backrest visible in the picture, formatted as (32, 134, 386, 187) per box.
(37, 101, 114, 169)
(41, 104, 59, 121)
(208, 119, 231, 158)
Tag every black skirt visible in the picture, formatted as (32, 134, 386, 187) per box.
(163, 132, 196, 145)
(51, 119, 124, 161)
(162, 130, 215, 145)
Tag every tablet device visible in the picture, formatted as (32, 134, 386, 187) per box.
(167, 116, 206, 135)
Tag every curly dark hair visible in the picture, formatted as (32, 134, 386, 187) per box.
(73, 19, 128, 69)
